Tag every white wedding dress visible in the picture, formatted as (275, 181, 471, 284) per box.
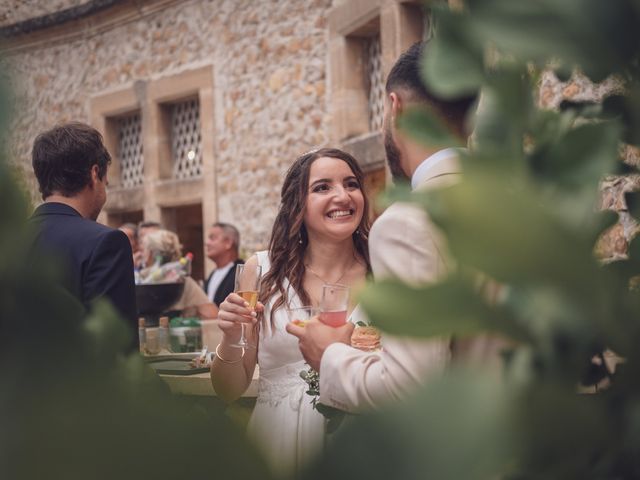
(248, 251, 363, 477)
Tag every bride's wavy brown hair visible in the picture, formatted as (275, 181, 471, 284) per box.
(260, 148, 372, 326)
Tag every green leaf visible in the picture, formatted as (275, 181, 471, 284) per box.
(629, 234, 640, 261)
(602, 90, 640, 146)
(465, 0, 640, 81)
(360, 276, 531, 343)
(528, 121, 621, 202)
(625, 190, 640, 221)
(409, 173, 600, 293)
(421, 7, 485, 98)
(305, 371, 516, 480)
(472, 66, 532, 164)
(587, 210, 619, 250)
(398, 106, 464, 149)
(83, 300, 132, 362)
(558, 100, 603, 119)
(553, 64, 574, 83)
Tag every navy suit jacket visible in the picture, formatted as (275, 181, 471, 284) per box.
(30, 203, 137, 335)
(203, 258, 244, 306)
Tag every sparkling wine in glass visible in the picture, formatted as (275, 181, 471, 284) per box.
(319, 283, 349, 327)
(231, 263, 262, 349)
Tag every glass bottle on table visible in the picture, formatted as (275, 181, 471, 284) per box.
(138, 317, 147, 354)
(231, 263, 262, 349)
(158, 316, 171, 354)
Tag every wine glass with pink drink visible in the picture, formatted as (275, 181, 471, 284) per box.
(319, 283, 350, 327)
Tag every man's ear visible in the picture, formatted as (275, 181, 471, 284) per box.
(389, 91, 404, 125)
(89, 164, 100, 187)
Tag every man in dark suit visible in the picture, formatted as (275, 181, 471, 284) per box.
(29, 122, 137, 339)
(203, 222, 243, 306)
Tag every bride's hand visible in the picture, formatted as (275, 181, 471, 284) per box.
(217, 293, 264, 341)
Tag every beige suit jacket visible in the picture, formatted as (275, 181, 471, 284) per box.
(319, 151, 504, 412)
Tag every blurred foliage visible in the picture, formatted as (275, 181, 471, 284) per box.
(314, 0, 640, 479)
(0, 81, 270, 479)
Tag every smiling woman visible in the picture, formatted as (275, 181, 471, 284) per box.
(210, 147, 372, 477)
(263, 148, 371, 319)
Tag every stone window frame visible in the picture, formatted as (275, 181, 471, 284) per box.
(328, 0, 428, 173)
(90, 65, 217, 231)
(90, 84, 145, 218)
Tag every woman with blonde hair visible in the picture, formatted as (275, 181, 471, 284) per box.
(141, 229, 217, 317)
(211, 148, 371, 476)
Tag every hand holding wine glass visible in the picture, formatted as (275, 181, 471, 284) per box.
(217, 263, 262, 349)
(287, 306, 318, 327)
(232, 263, 261, 348)
(319, 283, 350, 327)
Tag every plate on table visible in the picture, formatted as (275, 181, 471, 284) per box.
(146, 356, 209, 375)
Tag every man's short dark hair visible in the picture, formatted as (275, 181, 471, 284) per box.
(386, 41, 477, 137)
(32, 122, 111, 199)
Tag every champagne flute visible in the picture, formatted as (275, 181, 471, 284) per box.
(319, 283, 350, 327)
(231, 263, 262, 349)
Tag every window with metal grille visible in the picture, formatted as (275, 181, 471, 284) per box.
(117, 113, 144, 188)
(170, 98, 202, 180)
(365, 35, 385, 132)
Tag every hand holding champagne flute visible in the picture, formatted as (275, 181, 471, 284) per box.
(319, 283, 349, 327)
(231, 263, 262, 349)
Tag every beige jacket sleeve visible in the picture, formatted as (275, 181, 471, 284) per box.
(318, 201, 452, 412)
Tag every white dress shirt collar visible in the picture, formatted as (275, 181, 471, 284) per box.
(206, 261, 235, 301)
(411, 148, 460, 190)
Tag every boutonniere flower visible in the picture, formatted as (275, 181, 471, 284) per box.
(300, 322, 382, 432)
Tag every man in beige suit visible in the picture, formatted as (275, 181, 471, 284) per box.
(287, 42, 481, 412)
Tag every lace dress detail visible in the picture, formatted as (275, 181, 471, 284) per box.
(257, 361, 308, 408)
(246, 251, 325, 478)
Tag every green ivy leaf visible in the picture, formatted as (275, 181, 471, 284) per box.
(398, 106, 464, 149)
(360, 276, 531, 343)
(625, 190, 640, 221)
(472, 66, 532, 163)
(422, 7, 485, 98)
(465, 0, 640, 81)
(528, 121, 621, 221)
(409, 174, 599, 293)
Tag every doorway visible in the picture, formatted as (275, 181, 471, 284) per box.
(161, 203, 205, 283)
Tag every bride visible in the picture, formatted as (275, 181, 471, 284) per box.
(210, 148, 371, 476)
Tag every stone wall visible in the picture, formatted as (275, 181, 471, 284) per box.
(2, 0, 332, 253)
(538, 70, 640, 262)
(0, 0, 91, 27)
(3, 0, 638, 260)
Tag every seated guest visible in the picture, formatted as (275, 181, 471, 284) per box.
(29, 122, 137, 339)
(135, 221, 161, 269)
(119, 222, 139, 266)
(141, 229, 218, 318)
(137, 221, 161, 244)
(203, 222, 244, 306)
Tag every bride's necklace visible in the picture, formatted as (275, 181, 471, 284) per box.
(305, 255, 357, 285)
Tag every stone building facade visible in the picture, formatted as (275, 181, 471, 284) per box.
(2, 0, 430, 280)
(1, 0, 636, 280)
